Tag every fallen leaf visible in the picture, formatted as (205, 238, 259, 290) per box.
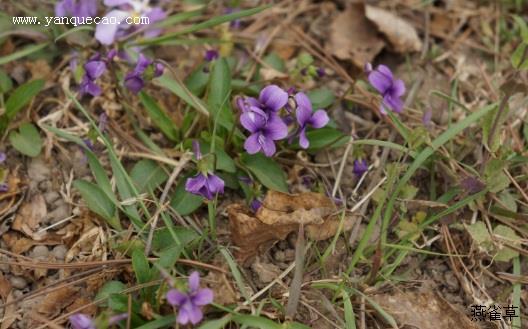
(371, 289, 478, 329)
(365, 5, 422, 53)
(251, 257, 282, 284)
(12, 194, 48, 241)
(327, 4, 384, 67)
(2, 232, 38, 254)
(37, 286, 79, 317)
(204, 269, 238, 306)
(0, 274, 12, 301)
(0, 293, 17, 329)
(228, 191, 358, 263)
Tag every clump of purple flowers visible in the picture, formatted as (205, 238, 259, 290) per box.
(80, 54, 107, 97)
(95, 0, 166, 45)
(124, 53, 164, 94)
(55, 0, 97, 20)
(366, 63, 406, 114)
(237, 85, 329, 156)
(185, 141, 225, 200)
(166, 271, 213, 326)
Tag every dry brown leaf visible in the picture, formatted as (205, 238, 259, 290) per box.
(327, 4, 384, 67)
(1, 293, 17, 329)
(204, 270, 238, 306)
(251, 257, 282, 284)
(228, 191, 358, 263)
(2, 232, 38, 254)
(365, 5, 422, 53)
(37, 286, 79, 317)
(371, 289, 479, 329)
(0, 274, 12, 301)
(12, 194, 48, 241)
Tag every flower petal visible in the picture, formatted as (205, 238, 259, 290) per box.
(206, 174, 224, 196)
(95, 10, 129, 45)
(298, 128, 309, 149)
(294, 92, 313, 126)
(166, 289, 187, 306)
(260, 135, 277, 157)
(259, 85, 288, 111)
(309, 110, 329, 128)
(264, 115, 288, 140)
(84, 61, 106, 80)
(244, 133, 262, 154)
(240, 108, 267, 133)
(104, 0, 131, 6)
(368, 66, 393, 94)
(185, 174, 206, 194)
(176, 308, 190, 325)
(124, 74, 144, 94)
(391, 79, 406, 97)
(69, 313, 95, 329)
(192, 288, 214, 306)
(383, 95, 403, 113)
(188, 272, 200, 292)
(188, 306, 204, 325)
(377, 65, 393, 80)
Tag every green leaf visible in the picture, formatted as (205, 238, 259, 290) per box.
(511, 43, 527, 69)
(135, 316, 176, 329)
(466, 221, 492, 251)
(0, 43, 49, 66)
(293, 127, 348, 150)
(513, 15, 528, 43)
(484, 159, 510, 193)
(233, 315, 281, 329)
(307, 88, 335, 109)
(8, 123, 42, 157)
(130, 159, 169, 193)
(342, 290, 357, 329)
(197, 316, 233, 329)
(0, 69, 13, 93)
(132, 249, 151, 284)
(263, 52, 286, 72)
(5, 79, 44, 119)
(85, 150, 118, 205)
(109, 156, 142, 226)
(73, 180, 120, 230)
(493, 225, 520, 262)
(185, 63, 210, 96)
(170, 178, 203, 215)
(95, 280, 127, 307)
(139, 92, 179, 141)
(241, 153, 288, 192)
(155, 75, 210, 116)
(208, 58, 234, 129)
(152, 226, 198, 252)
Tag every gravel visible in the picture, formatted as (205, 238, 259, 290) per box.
(52, 245, 67, 260)
(10, 276, 27, 289)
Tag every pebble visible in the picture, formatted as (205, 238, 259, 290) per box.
(44, 191, 60, 204)
(52, 245, 67, 260)
(10, 276, 27, 289)
(47, 202, 70, 224)
(31, 245, 49, 259)
(13, 290, 24, 299)
(28, 157, 51, 183)
(0, 255, 10, 273)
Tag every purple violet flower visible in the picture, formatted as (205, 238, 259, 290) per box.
(166, 272, 214, 326)
(0, 152, 6, 163)
(79, 55, 107, 97)
(294, 92, 329, 149)
(316, 67, 326, 78)
(185, 142, 225, 200)
(225, 7, 241, 29)
(237, 85, 289, 156)
(69, 314, 95, 329)
(124, 54, 163, 94)
(250, 199, 262, 213)
(367, 64, 406, 114)
(204, 50, 219, 62)
(55, 0, 97, 19)
(95, 0, 166, 45)
(353, 160, 368, 177)
(0, 184, 7, 193)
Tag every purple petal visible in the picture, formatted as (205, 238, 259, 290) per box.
(55, 0, 71, 17)
(167, 289, 188, 306)
(192, 140, 202, 160)
(124, 74, 144, 94)
(80, 77, 101, 97)
(309, 110, 329, 128)
(391, 79, 406, 97)
(0, 184, 8, 193)
(206, 174, 224, 196)
(353, 160, 368, 177)
(250, 199, 262, 212)
(143, 7, 166, 38)
(376, 65, 393, 80)
(192, 288, 213, 306)
(260, 135, 276, 157)
(294, 93, 313, 126)
(383, 95, 404, 113)
(84, 61, 106, 80)
(0, 152, 6, 163)
(244, 133, 262, 154)
(185, 174, 207, 195)
(135, 53, 152, 74)
(364, 62, 373, 73)
(368, 69, 392, 94)
(95, 10, 129, 45)
(104, 0, 131, 6)
(259, 85, 288, 112)
(69, 314, 95, 329)
(188, 307, 204, 325)
(264, 115, 288, 141)
(204, 50, 219, 62)
(177, 308, 190, 325)
(74, 0, 97, 19)
(108, 313, 128, 325)
(188, 272, 200, 292)
(154, 63, 164, 77)
(298, 128, 309, 149)
(240, 107, 267, 133)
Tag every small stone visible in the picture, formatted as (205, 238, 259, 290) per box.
(28, 157, 51, 183)
(13, 289, 24, 299)
(47, 202, 70, 224)
(38, 180, 53, 191)
(274, 250, 285, 262)
(52, 245, 67, 260)
(44, 192, 59, 205)
(10, 276, 27, 289)
(31, 245, 49, 259)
